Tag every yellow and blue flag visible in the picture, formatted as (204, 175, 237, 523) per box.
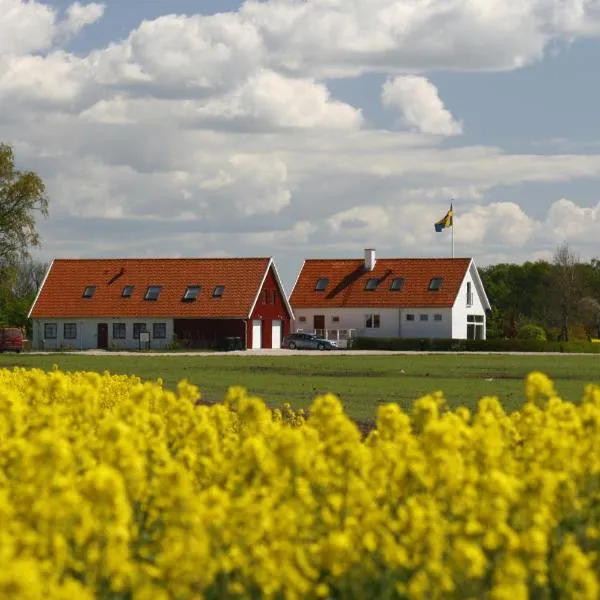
(434, 204, 453, 232)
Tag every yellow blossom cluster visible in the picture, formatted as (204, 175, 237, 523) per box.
(0, 367, 599, 599)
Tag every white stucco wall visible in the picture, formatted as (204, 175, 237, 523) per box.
(31, 318, 175, 350)
(293, 307, 452, 339)
(452, 265, 487, 339)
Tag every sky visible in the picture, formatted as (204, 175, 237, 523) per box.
(2, 0, 600, 292)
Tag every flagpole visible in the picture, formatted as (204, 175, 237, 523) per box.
(451, 200, 455, 259)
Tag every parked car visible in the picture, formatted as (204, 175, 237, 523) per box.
(0, 327, 24, 353)
(283, 332, 337, 350)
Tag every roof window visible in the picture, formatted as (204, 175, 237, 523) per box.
(364, 278, 379, 291)
(213, 285, 225, 298)
(390, 277, 405, 291)
(428, 277, 443, 291)
(315, 278, 329, 291)
(183, 285, 201, 301)
(121, 285, 134, 298)
(144, 285, 162, 301)
(82, 286, 96, 298)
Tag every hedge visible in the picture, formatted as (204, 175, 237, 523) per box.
(349, 337, 600, 353)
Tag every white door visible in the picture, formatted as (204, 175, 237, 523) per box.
(271, 320, 282, 349)
(252, 320, 262, 349)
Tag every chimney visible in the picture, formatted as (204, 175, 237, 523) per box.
(364, 248, 376, 271)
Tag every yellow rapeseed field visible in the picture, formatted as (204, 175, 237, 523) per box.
(0, 367, 598, 599)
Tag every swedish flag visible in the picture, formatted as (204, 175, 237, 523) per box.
(434, 204, 453, 232)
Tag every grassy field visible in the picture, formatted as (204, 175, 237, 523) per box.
(1, 352, 599, 421)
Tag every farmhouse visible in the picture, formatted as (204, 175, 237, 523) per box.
(28, 257, 293, 351)
(289, 249, 490, 344)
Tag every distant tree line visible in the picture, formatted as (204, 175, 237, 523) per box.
(479, 243, 600, 341)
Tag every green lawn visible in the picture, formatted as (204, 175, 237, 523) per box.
(1, 353, 599, 421)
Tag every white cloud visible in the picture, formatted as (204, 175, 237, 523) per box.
(0, 1, 105, 56)
(60, 2, 105, 37)
(382, 75, 462, 136)
(0, 0, 56, 54)
(4, 0, 600, 290)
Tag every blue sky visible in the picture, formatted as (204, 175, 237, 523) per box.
(2, 0, 600, 291)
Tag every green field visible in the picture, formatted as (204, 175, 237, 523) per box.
(2, 352, 599, 421)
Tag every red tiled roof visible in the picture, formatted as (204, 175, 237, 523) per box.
(290, 258, 472, 308)
(30, 258, 275, 318)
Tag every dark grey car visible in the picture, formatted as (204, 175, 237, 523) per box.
(283, 332, 337, 350)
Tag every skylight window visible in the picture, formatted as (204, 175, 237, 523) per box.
(82, 286, 96, 298)
(364, 278, 379, 291)
(390, 277, 405, 291)
(183, 285, 201, 301)
(144, 285, 162, 301)
(428, 277, 443, 291)
(121, 285, 134, 298)
(315, 278, 329, 291)
(213, 285, 225, 298)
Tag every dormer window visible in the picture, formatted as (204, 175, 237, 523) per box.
(213, 285, 225, 298)
(183, 285, 201, 301)
(429, 277, 443, 291)
(144, 285, 162, 301)
(390, 277, 404, 291)
(364, 278, 379, 291)
(122, 285, 134, 298)
(82, 286, 96, 298)
(315, 278, 329, 291)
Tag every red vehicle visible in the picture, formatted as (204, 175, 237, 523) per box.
(0, 327, 24, 353)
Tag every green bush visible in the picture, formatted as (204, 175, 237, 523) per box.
(517, 324, 547, 341)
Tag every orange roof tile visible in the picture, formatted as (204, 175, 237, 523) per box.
(290, 257, 472, 309)
(30, 258, 277, 318)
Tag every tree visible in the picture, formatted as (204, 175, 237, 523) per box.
(551, 242, 580, 342)
(0, 143, 48, 265)
(577, 296, 600, 338)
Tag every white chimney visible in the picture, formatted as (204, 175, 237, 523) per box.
(364, 248, 376, 271)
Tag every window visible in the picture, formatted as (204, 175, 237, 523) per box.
(429, 277, 443, 291)
(271, 290, 277, 304)
(364, 278, 379, 291)
(365, 314, 381, 328)
(183, 286, 201, 301)
(213, 285, 225, 298)
(153, 323, 166, 339)
(113, 323, 126, 339)
(64, 323, 77, 339)
(133, 323, 147, 339)
(406, 314, 415, 321)
(44, 323, 57, 339)
(420, 314, 429, 322)
(261, 289, 268, 304)
(434, 314, 442, 322)
(144, 286, 161, 301)
(299, 316, 306, 323)
(390, 277, 405, 291)
(467, 314, 485, 340)
(122, 285, 134, 298)
(82, 286, 96, 298)
(466, 282, 473, 306)
(315, 278, 329, 291)
(332, 316, 340, 323)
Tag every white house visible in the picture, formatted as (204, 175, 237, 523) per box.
(27, 257, 294, 351)
(289, 249, 491, 343)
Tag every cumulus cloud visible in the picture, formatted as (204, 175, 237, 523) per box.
(0, 0, 105, 55)
(382, 75, 462, 136)
(59, 2, 105, 37)
(4, 0, 600, 290)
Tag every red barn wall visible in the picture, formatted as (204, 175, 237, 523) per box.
(248, 266, 291, 348)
